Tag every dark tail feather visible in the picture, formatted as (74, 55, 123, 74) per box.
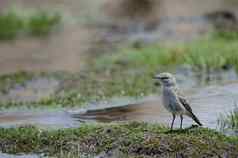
(190, 112, 202, 126)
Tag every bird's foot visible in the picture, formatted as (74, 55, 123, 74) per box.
(187, 124, 199, 129)
(165, 128, 182, 134)
(165, 130, 174, 134)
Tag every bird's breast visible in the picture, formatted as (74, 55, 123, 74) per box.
(162, 88, 184, 114)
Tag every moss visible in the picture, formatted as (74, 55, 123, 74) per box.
(0, 122, 237, 157)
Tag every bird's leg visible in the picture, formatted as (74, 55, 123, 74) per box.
(170, 114, 176, 130)
(180, 115, 183, 129)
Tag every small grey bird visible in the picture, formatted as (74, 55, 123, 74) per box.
(153, 72, 202, 130)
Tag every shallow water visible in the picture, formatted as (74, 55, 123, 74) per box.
(72, 81, 238, 129)
(0, 109, 79, 129)
(0, 81, 237, 130)
(0, 153, 40, 158)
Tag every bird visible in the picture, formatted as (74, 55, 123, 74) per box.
(153, 72, 202, 130)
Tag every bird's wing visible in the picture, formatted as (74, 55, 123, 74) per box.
(174, 87, 193, 113)
(178, 96, 193, 113)
(178, 95, 202, 126)
(173, 87, 193, 112)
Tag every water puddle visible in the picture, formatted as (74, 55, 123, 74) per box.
(0, 81, 237, 130)
(0, 109, 79, 129)
(0, 153, 40, 158)
(72, 82, 238, 129)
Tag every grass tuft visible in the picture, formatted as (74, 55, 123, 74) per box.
(95, 39, 238, 73)
(212, 31, 238, 41)
(0, 122, 237, 157)
(218, 107, 238, 132)
(0, 12, 24, 40)
(0, 9, 62, 40)
(0, 71, 34, 94)
(27, 11, 61, 36)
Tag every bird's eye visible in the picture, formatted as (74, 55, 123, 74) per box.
(160, 77, 169, 80)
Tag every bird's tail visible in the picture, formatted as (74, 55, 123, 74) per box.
(189, 112, 202, 126)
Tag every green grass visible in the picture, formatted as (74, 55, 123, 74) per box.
(27, 11, 61, 36)
(0, 71, 34, 94)
(95, 39, 238, 73)
(212, 31, 238, 41)
(184, 40, 238, 71)
(0, 122, 237, 157)
(0, 9, 61, 40)
(0, 36, 238, 108)
(43, 40, 238, 105)
(0, 12, 24, 40)
(1, 38, 238, 108)
(218, 107, 238, 132)
(40, 70, 155, 107)
(0, 70, 156, 108)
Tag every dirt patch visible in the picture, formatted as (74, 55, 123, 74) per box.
(104, 0, 160, 24)
(0, 25, 98, 74)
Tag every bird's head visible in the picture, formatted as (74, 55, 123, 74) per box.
(153, 72, 176, 87)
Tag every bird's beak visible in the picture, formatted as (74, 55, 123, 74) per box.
(153, 75, 161, 86)
(153, 75, 161, 80)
